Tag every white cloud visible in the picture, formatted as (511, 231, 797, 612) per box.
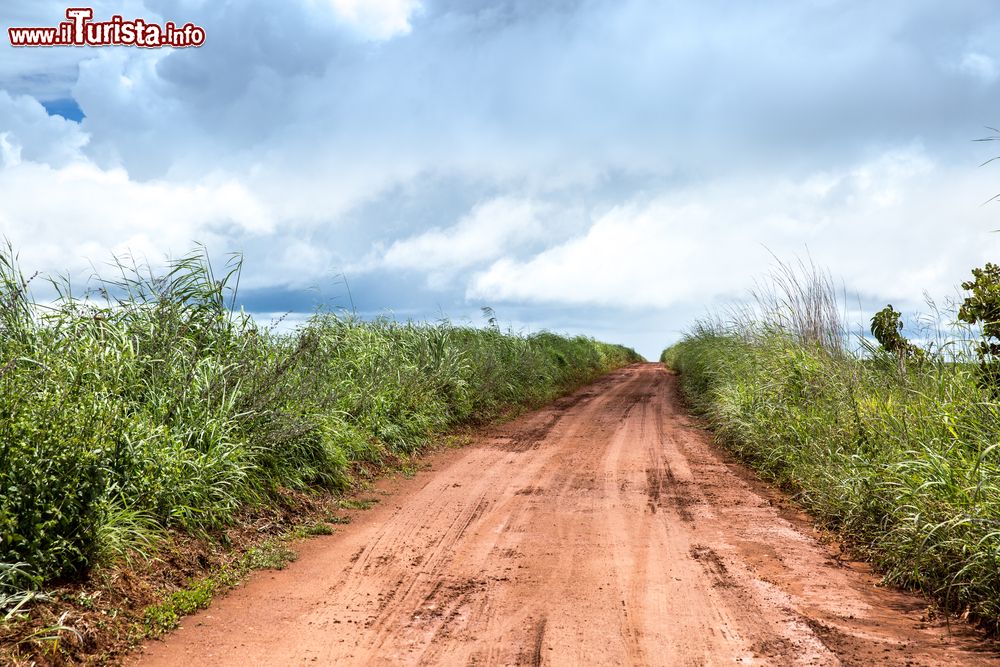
(325, 0, 422, 40)
(0, 158, 273, 276)
(0, 91, 88, 167)
(372, 197, 549, 272)
(959, 52, 999, 84)
(0, 133, 21, 167)
(467, 146, 999, 311)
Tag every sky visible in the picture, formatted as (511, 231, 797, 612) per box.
(2, 1, 1000, 358)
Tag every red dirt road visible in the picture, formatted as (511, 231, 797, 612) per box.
(134, 364, 1000, 666)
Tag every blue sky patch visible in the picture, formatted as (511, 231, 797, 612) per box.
(40, 97, 84, 122)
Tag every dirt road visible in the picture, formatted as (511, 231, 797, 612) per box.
(135, 364, 999, 666)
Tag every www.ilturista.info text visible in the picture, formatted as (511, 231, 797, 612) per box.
(8, 8, 205, 48)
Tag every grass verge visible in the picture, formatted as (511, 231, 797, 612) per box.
(662, 261, 1000, 632)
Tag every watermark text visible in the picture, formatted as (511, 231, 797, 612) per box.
(8, 8, 206, 48)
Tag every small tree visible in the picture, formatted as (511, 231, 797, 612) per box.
(958, 262, 1000, 385)
(870, 304, 924, 370)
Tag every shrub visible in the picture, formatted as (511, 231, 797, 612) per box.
(870, 304, 924, 367)
(958, 262, 1000, 386)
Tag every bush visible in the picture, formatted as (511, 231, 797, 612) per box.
(959, 262, 1000, 386)
(870, 304, 924, 366)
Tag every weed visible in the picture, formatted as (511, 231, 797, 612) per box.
(142, 578, 217, 637)
(338, 499, 379, 511)
(289, 522, 335, 538)
(243, 541, 298, 572)
(140, 533, 302, 637)
(0, 563, 47, 621)
(326, 515, 352, 525)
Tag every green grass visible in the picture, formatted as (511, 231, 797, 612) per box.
(141, 536, 299, 638)
(289, 522, 336, 538)
(338, 498, 379, 511)
(0, 244, 641, 603)
(663, 261, 1000, 629)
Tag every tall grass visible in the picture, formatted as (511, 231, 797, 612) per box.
(0, 245, 640, 596)
(663, 261, 1000, 629)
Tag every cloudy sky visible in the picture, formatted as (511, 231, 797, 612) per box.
(2, 0, 1000, 357)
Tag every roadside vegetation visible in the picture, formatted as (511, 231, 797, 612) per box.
(0, 244, 640, 651)
(663, 259, 1000, 631)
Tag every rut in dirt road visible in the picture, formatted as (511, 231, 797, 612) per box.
(134, 363, 1000, 666)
